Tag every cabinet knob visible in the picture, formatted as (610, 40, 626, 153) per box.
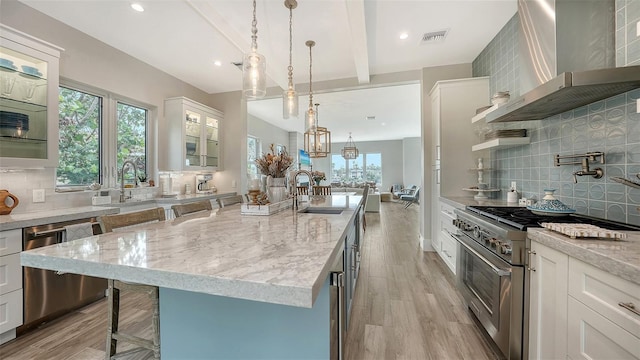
(528, 250, 536, 255)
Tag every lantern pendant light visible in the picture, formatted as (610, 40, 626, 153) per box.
(304, 103, 331, 158)
(242, 0, 266, 99)
(341, 132, 359, 160)
(282, 0, 298, 119)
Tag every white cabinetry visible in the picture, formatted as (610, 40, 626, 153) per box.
(0, 229, 23, 345)
(429, 77, 489, 253)
(161, 97, 223, 171)
(0, 24, 62, 168)
(434, 200, 459, 274)
(528, 239, 640, 360)
(527, 240, 568, 360)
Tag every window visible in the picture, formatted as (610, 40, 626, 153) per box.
(57, 87, 102, 186)
(330, 152, 382, 186)
(56, 84, 150, 188)
(247, 135, 260, 176)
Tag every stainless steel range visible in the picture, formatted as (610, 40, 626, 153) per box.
(452, 206, 640, 360)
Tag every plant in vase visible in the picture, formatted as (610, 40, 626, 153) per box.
(311, 171, 326, 186)
(255, 144, 294, 203)
(137, 174, 149, 187)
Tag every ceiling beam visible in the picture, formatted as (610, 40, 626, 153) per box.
(185, 0, 289, 91)
(343, 0, 370, 84)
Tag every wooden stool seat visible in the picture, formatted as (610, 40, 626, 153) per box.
(171, 200, 212, 218)
(99, 208, 165, 360)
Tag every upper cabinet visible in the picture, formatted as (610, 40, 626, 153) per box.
(0, 24, 62, 168)
(161, 97, 223, 171)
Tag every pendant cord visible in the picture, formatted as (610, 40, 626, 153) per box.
(308, 42, 313, 110)
(251, 0, 258, 52)
(287, 6, 293, 89)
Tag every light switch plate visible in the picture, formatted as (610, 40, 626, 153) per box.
(231, 180, 237, 188)
(511, 181, 517, 190)
(33, 189, 45, 203)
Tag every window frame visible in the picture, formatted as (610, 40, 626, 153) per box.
(56, 79, 156, 190)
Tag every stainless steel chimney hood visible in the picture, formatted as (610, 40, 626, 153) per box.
(486, 66, 640, 123)
(486, 0, 640, 123)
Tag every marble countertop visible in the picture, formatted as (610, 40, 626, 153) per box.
(528, 228, 640, 285)
(21, 195, 363, 308)
(0, 206, 120, 231)
(0, 193, 237, 230)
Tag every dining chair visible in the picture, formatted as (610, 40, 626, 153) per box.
(313, 186, 332, 195)
(98, 207, 166, 360)
(297, 186, 309, 195)
(217, 195, 244, 208)
(400, 187, 420, 209)
(171, 199, 212, 218)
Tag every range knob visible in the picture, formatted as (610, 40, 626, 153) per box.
(500, 244, 512, 255)
(488, 238, 500, 248)
(473, 225, 481, 239)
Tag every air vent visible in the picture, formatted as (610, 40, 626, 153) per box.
(365, 116, 376, 121)
(421, 29, 448, 44)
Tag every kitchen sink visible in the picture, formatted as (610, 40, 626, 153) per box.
(298, 207, 345, 214)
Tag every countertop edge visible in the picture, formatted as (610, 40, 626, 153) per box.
(0, 207, 120, 231)
(527, 228, 640, 286)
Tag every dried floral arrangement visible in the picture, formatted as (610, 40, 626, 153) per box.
(311, 171, 326, 182)
(255, 144, 294, 178)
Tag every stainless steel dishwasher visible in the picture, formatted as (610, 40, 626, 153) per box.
(18, 217, 107, 334)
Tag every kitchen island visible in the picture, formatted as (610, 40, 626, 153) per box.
(20, 195, 362, 359)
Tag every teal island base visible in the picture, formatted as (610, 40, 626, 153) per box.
(159, 279, 330, 359)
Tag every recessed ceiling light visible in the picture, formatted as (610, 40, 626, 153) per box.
(399, 32, 409, 40)
(381, 122, 386, 126)
(131, 3, 144, 12)
(214, 61, 222, 67)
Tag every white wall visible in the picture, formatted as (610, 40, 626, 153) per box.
(247, 115, 290, 155)
(402, 137, 421, 187)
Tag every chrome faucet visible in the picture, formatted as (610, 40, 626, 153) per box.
(119, 160, 138, 202)
(290, 169, 312, 210)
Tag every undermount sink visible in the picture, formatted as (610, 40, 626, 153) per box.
(298, 207, 345, 214)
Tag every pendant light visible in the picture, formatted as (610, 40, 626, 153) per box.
(341, 132, 359, 159)
(282, 0, 298, 119)
(304, 103, 331, 158)
(304, 40, 316, 132)
(242, 0, 266, 99)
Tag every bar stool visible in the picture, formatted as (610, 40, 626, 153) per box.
(312, 186, 332, 195)
(217, 195, 244, 208)
(171, 199, 212, 218)
(98, 207, 165, 360)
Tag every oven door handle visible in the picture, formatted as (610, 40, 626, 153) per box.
(453, 233, 511, 277)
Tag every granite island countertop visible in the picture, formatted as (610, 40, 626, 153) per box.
(21, 195, 363, 308)
(528, 228, 640, 285)
(0, 206, 120, 231)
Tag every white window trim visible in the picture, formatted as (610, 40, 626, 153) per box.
(57, 78, 157, 190)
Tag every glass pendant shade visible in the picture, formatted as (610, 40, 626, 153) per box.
(341, 133, 359, 159)
(282, 87, 298, 119)
(305, 107, 316, 131)
(243, 51, 266, 99)
(242, 0, 266, 99)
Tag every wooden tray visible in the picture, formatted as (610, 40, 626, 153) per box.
(541, 222, 627, 240)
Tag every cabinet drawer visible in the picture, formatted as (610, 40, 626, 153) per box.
(568, 296, 640, 360)
(439, 230, 457, 275)
(0, 289, 23, 333)
(0, 229, 21, 256)
(440, 202, 457, 220)
(568, 258, 640, 337)
(0, 253, 21, 296)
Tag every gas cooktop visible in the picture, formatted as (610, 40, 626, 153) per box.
(467, 206, 640, 232)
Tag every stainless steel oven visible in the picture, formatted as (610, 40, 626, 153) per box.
(456, 230, 524, 360)
(453, 207, 527, 360)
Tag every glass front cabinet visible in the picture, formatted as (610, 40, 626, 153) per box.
(0, 24, 62, 168)
(162, 97, 223, 171)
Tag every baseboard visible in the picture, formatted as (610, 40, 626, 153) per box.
(419, 233, 435, 252)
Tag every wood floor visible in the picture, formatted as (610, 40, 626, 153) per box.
(1, 201, 499, 360)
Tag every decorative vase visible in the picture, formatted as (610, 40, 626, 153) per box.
(315, 179, 321, 186)
(0, 189, 19, 215)
(266, 176, 287, 203)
